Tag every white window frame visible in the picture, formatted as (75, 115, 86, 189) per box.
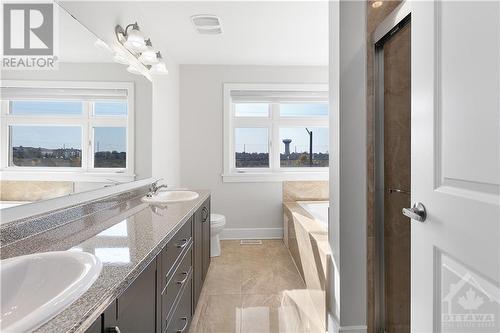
(0, 80, 135, 182)
(223, 83, 329, 183)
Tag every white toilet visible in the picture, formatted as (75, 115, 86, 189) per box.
(210, 214, 226, 257)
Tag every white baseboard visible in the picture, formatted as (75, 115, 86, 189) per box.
(220, 227, 283, 240)
(339, 325, 367, 333)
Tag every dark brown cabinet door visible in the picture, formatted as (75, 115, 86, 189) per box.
(104, 258, 157, 333)
(201, 199, 211, 281)
(103, 297, 117, 332)
(193, 208, 203, 310)
(166, 276, 192, 333)
(193, 198, 211, 310)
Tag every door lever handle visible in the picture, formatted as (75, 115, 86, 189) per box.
(402, 202, 427, 222)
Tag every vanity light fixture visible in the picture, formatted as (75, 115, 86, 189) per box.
(116, 22, 147, 52)
(150, 52, 168, 75)
(113, 50, 130, 65)
(113, 21, 168, 79)
(138, 39, 159, 65)
(126, 64, 142, 75)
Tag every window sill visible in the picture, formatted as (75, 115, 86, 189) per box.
(222, 171, 329, 183)
(0, 170, 135, 183)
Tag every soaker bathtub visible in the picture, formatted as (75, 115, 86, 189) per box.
(297, 201, 329, 228)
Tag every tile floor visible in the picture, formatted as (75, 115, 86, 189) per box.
(189, 240, 316, 333)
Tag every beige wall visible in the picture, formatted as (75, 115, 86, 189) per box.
(179, 65, 328, 239)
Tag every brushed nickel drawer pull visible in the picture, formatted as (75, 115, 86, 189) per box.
(176, 238, 189, 249)
(176, 317, 189, 333)
(177, 272, 189, 285)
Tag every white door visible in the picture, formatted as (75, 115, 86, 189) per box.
(412, 1, 500, 332)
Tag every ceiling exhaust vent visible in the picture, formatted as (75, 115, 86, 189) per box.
(191, 14, 222, 35)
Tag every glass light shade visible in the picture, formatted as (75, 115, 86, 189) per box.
(139, 46, 158, 65)
(126, 64, 142, 75)
(124, 28, 146, 52)
(150, 61, 168, 75)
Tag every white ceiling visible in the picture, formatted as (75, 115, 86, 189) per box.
(58, 5, 114, 63)
(58, 1, 328, 66)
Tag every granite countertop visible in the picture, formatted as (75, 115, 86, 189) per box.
(1, 189, 210, 333)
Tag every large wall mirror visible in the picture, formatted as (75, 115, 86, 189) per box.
(0, 5, 152, 219)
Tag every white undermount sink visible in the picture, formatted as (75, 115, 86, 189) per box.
(142, 190, 199, 204)
(0, 251, 102, 333)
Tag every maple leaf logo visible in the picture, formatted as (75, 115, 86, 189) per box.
(458, 289, 484, 311)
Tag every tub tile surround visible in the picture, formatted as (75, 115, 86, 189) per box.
(0, 187, 210, 333)
(282, 181, 329, 280)
(282, 181, 328, 203)
(190, 240, 325, 333)
(281, 181, 330, 333)
(0, 180, 74, 202)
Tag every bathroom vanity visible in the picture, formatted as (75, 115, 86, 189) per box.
(0, 186, 210, 333)
(88, 197, 211, 333)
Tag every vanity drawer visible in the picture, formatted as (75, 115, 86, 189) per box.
(162, 245, 192, 326)
(165, 276, 192, 333)
(163, 218, 193, 281)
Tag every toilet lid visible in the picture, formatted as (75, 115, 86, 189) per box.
(211, 213, 225, 225)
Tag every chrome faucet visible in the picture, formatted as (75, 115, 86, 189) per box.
(147, 179, 168, 197)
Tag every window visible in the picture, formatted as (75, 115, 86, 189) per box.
(279, 127, 329, 168)
(0, 81, 134, 181)
(10, 126, 83, 167)
(235, 127, 269, 168)
(223, 83, 329, 182)
(93, 127, 127, 168)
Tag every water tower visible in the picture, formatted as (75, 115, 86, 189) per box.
(282, 139, 292, 156)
